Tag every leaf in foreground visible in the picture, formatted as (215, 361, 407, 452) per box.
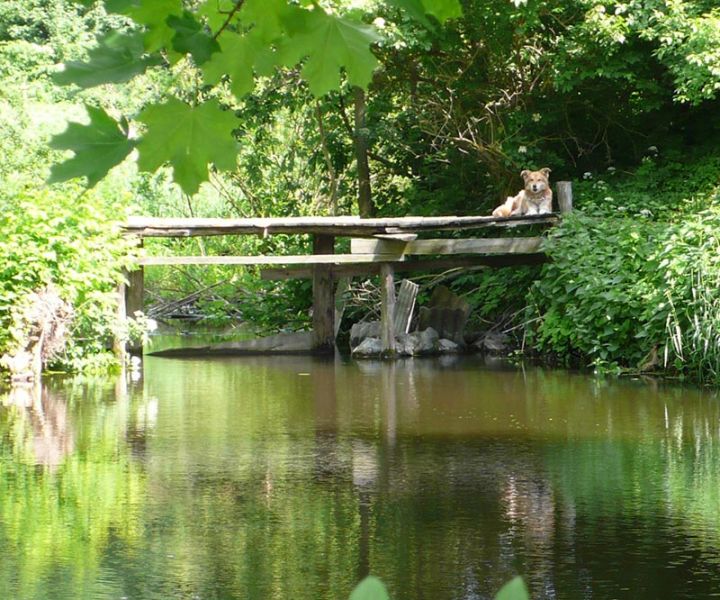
(53, 31, 160, 88)
(49, 106, 135, 187)
(279, 10, 381, 97)
(349, 576, 390, 600)
(495, 576, 530, 600)
(137, 98, 238, 195)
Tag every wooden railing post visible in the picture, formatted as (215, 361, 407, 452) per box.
(125, 266, 144, 355)
(312, 234, 335, 353)
(557, 181, 573, 213)
(380, 263, 396, 356)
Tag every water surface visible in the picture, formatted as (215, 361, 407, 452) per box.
(1, 355, 719, 599)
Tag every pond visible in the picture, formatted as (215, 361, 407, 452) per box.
(1, 354, 719, 599)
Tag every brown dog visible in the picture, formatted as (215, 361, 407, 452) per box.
(492, 168, 553, 217)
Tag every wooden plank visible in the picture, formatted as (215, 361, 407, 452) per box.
(312, 234, 335, 353)
(394, 280, 419, 335)
(125, 214, 559, 238)
(260, 253, 549, 280)
(380, 263, 396, 355)
(139, 253, 406, 266)
(557, 181, 573, 213)
(351, 236, 543, 256)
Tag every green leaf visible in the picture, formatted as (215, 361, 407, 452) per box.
(136, 98, 238, 195)
(48, 106, 135, 188)
(495, 576, 530, 600)
(279, 9, 380, 96)
(202, 32, 265, 99)
(422, 0, 462, 23)
(169, 11, 221, 65)
(239, 0, 297, 42)
(387, 0, 462, 27)
(349, 576, 390, 600)
(198, 0, 237, 32)
(53, 31, 160, 88)
(127, 0, 184, 52)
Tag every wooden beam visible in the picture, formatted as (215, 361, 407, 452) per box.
(380, 263, 396, 355)
(139, 253, 406, 266)
(125, 214, 559, 238)
(125, 267, 144, 355)
(312, 234, 335, 353)
(557, 181, 573, 213)
(351, 236, 543, 256)
(394, 280, 419, 335)
(260, 253, 549, 280)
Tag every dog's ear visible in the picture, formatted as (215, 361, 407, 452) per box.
(540, 167, 551, 177)
(520, 170, 530, 180)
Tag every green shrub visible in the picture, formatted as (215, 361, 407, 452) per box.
(0, 185, 137, 370)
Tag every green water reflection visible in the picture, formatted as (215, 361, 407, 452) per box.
(1, 356, 720, 599)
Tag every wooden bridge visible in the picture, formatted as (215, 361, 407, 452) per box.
(120, 182, 573, 355)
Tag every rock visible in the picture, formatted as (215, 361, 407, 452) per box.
(474, 331, 510, 353)
(350, 321, 381, 351)
(396, 327, 440, 356)
(438, 338, 460, 353)
(351, 337, 384, 358)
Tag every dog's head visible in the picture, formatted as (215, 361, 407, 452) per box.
(521, 168, 551, 195)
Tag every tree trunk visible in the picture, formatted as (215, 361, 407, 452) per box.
(353, 87, 374, 218)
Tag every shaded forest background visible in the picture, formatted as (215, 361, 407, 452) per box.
(2, 0, 720, 380)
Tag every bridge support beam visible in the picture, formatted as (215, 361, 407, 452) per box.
(380, 263, 396, 356)
(312, 234, 336, 353)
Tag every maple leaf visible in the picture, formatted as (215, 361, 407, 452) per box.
(136, 98, 238, 195)
(48, 106, 135, 187)
(128, 0, 184, 52)
(168, 11, 220, 65)
(279, 9, 381, 97)
(54, 31, 160, 88)
(387, 0, 462, 27)
(202, 32, 260, 99)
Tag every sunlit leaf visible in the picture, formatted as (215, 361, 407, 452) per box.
(495, 576, 530, 600)
(202, 32, 267, 99)
(53, 31, 160, 88)
(387, 0, 462, 27)
(168, 11, 220, 65)
(48, 106, 135, 187)
(136, 98, 238, 195)
(279, 9, 380, 97)
(127, 0, 184, 52)
(349, 576, 390, 600)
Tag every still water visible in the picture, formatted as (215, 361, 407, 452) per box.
(1, 354, 720, 599)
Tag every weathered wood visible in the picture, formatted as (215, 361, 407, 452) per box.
(312, 235, 335, 353)
(394, 280, 419, 335)
(351, 236, 543, 256)
(125, 214, 559, 238)
(380, 263, 396, 355)
(260, 253, 549, 280)
(334, 277, 351, 337)
(557, 181, 573, 213)
(125, 267, 144, 354)
(138, 253, 407, 266)
(114, 282, 127, 363)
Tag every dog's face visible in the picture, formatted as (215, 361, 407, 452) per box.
(521, 168, 551, 195)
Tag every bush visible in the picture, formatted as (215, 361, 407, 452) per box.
(0, 185, 137, 370)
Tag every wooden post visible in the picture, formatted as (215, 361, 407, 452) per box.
(114, 280, 127, 364)
(380, 263, 396, 356)
(557, 181, 573, 213)
(312, 234, 335, 353)
(125, 266, 144, 355)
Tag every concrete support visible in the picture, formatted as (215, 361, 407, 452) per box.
(312, 234, 336, 353)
